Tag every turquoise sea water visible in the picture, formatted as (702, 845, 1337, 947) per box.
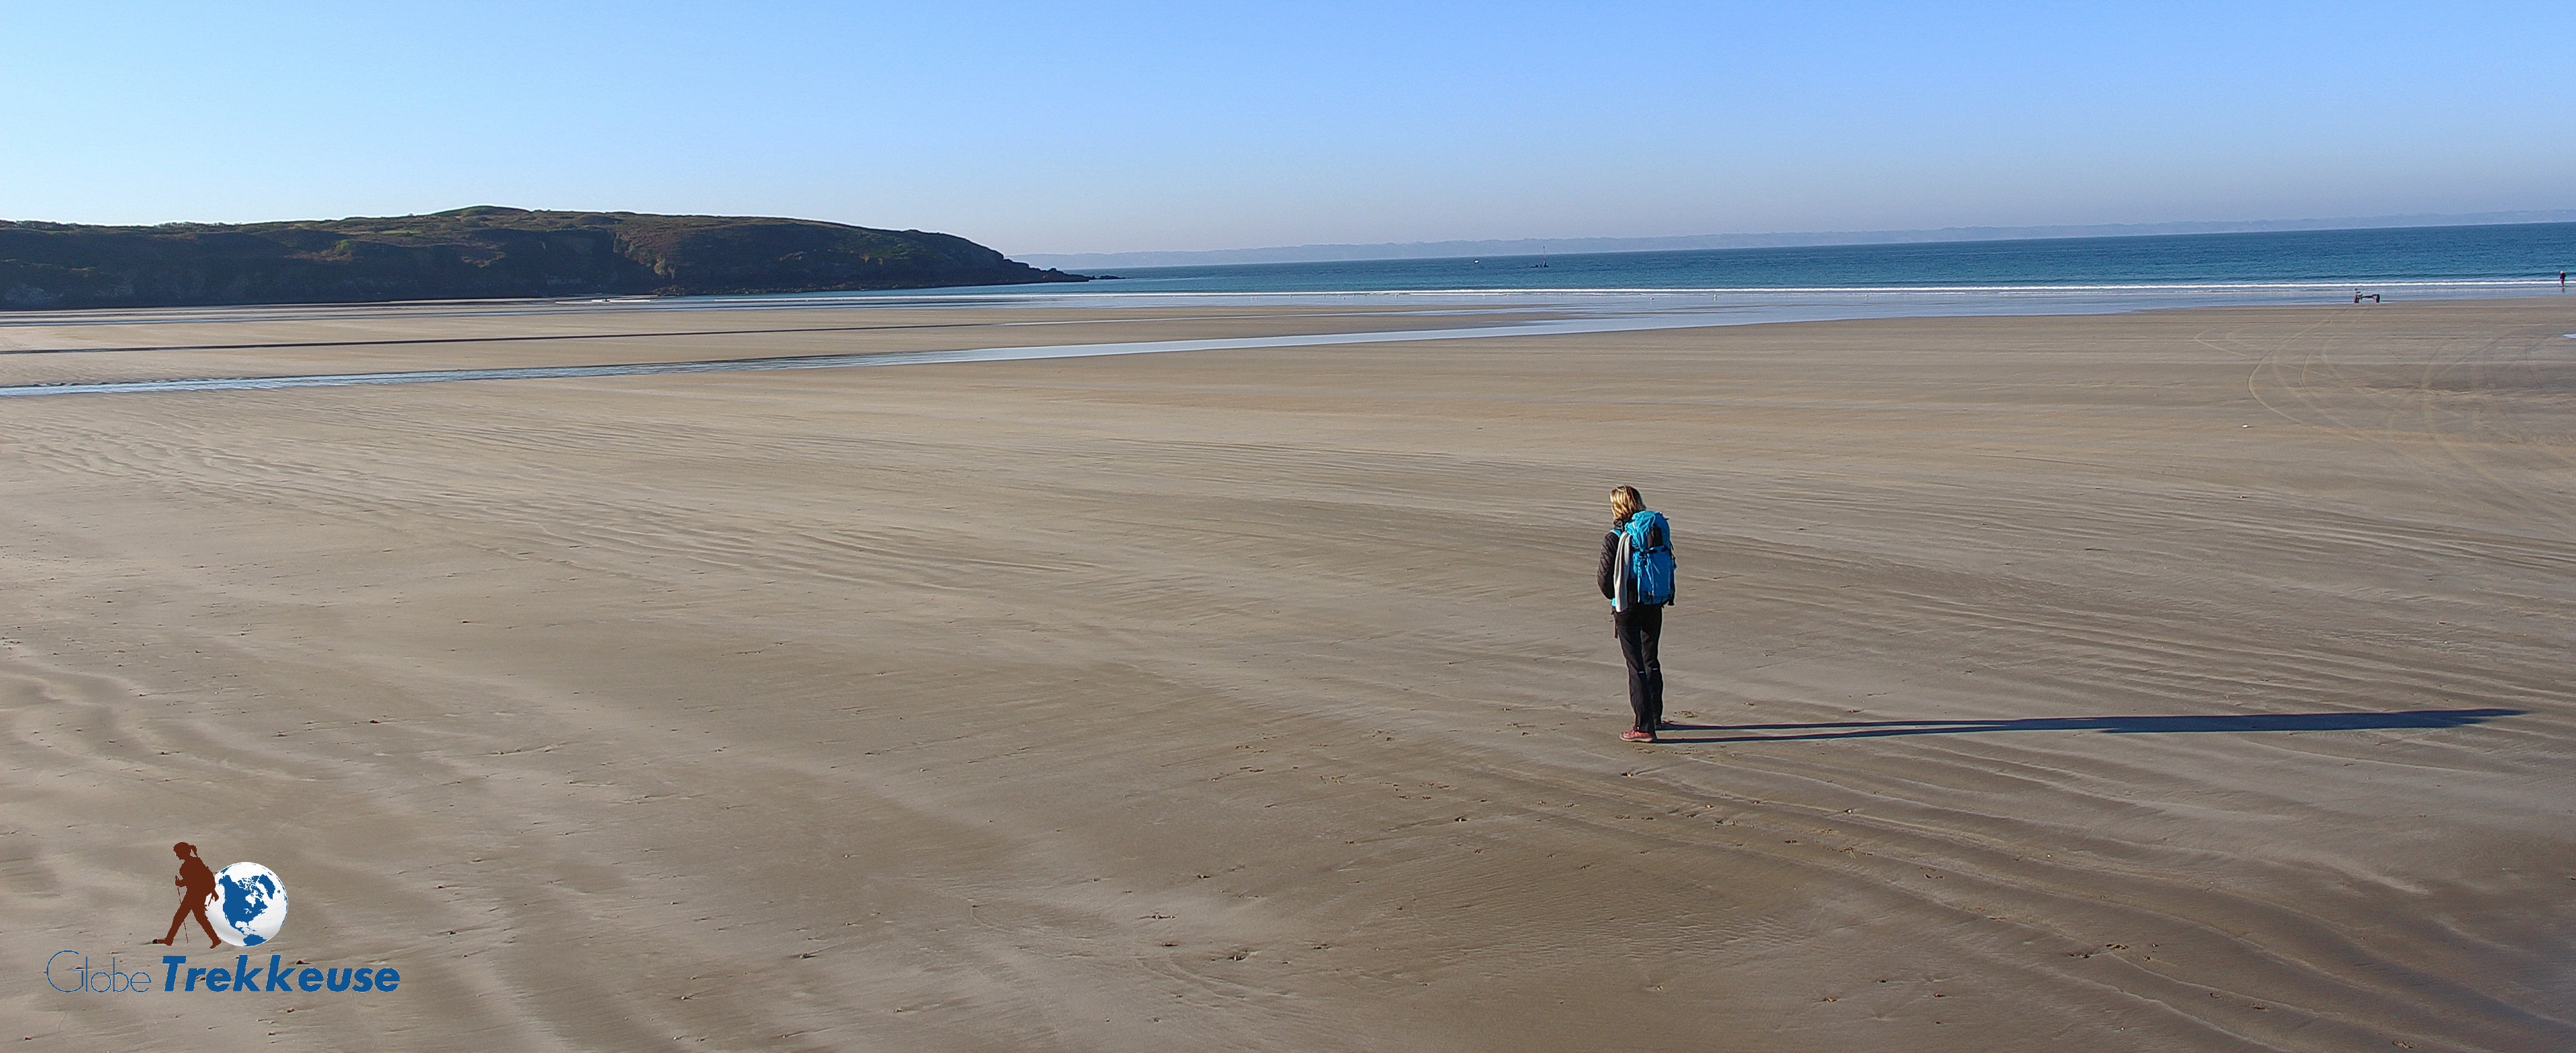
(730, 222, 2576, 310)
(1073, 222, 2576, 294)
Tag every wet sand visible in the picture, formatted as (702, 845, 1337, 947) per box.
(4, 297, 2572, 1051)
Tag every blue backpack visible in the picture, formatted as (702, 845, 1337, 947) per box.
(1623, 510, 1675, 607)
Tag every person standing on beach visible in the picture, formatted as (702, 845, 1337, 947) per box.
(1597, 486, 1676, 742)
(153, 841, 222, 949)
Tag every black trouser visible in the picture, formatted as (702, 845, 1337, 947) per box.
(1614, 603, 1665, 731)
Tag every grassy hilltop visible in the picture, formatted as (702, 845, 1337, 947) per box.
(0, 206, 1085, 310)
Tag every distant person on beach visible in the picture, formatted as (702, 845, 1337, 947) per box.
(1597, 486, 1677, 742)
(153, 841, 221, 949)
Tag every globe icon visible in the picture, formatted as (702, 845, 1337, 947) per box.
(206, 863, 288, 947)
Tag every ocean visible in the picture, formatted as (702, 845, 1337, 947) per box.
(707, 222, 2575, 318)
(1071, 222, 2576, 295)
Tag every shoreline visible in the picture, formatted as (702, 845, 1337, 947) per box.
(6, 276, 2564, 326)
(5, 293, 2569, 397)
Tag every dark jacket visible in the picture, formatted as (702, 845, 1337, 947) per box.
(1598, 511, 1672, 607)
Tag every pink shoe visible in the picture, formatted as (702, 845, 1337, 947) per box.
(1621, 730, 1656, 743)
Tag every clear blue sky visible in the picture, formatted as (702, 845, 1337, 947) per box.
(4, 2, 2568, 255)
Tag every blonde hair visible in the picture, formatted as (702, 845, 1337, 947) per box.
(1609, 485, 1643, 520)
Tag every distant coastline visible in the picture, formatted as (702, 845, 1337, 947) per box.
(1019, 209, 2576, 269)
(0, 206, 1084, 311)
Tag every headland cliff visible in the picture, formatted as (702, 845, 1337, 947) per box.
(0, 206, 1084, 310)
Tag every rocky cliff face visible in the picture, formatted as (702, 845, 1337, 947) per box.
(0, 206, 1084, 310)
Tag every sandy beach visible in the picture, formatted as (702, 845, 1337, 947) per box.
(5, 296, 2572, 1051)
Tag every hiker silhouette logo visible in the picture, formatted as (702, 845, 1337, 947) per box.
(153, 843, 288, 949)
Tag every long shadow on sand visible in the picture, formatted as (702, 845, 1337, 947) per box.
(1656, 708, 2522, 743)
